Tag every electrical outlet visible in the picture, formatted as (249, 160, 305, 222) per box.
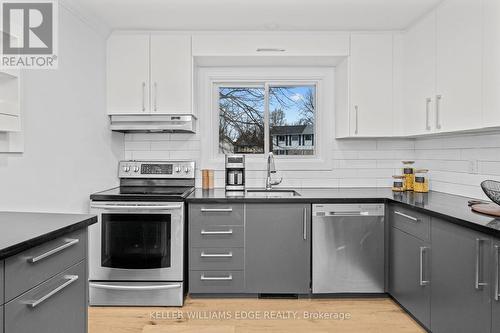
(468, 160, 478, 174)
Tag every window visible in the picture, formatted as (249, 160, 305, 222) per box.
(218, 84, 316, 156)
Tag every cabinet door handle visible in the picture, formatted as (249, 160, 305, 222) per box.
(394, 211, 419, 223)
(354, 105, 359, 135)
(303, 207, 307, 240)
(435, 95, 442, 129)
(420, 247, 430, 286)
(475, 239, 488, 290)
(495, 245, 500, 301)
(90, 283, 181, 291)
(27, 239, 79, 263)
(425, 98, 432, 130)
(201, 251, 233, 258)
(142, 82, 146, 112)
(200, 229, 233, 235)
(153, 82, 158, 111)
(200, 208, 233, 213)
(26, 275, 78, 308)
(200, 274, 233, 281)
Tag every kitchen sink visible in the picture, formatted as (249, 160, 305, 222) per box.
(245, 189, 301, 198)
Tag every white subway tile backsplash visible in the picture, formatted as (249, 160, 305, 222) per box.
(124, 130, 500, 199)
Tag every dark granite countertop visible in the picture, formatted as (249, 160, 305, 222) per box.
(187, 188, 500, 238)
(0, 212, 97, 260)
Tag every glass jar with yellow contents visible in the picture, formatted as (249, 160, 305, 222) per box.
(402, 161, 415, 191)
(392, 175, 406, 192)
(414, 169, 430, 193)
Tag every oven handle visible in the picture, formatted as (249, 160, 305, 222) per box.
(90, 204, 182, 210)
(89, 283, 182, 291)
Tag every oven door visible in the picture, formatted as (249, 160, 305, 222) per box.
(89, 201, 183, 281)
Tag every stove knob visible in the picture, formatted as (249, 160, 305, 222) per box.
(134, 166, 140, 173)
(184, 167, 190, 173)
(175, 167, 181, 173)
(123, 165, 130, 172)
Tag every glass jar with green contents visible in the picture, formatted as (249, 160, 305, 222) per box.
(402, 161, 415, 191)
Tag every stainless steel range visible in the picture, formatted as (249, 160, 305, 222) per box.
(89, 160, 195, 306)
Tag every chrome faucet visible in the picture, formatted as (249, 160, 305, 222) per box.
(266, 152, 282, 190)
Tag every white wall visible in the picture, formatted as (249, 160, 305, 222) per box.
(0, 5, 123, 213)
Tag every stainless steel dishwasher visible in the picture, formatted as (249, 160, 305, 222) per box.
(312, 204, 385, 294)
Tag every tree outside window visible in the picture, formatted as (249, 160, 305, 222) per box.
(219, 84, 316, 156)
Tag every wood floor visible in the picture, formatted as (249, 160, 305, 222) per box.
(89, 297, 426, 333)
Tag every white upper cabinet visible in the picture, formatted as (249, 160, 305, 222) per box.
(401, 12, 437, 136)
(483, 0, 500, 128)
(349, 33, 394, 137)
(107, 34, 150, 114)
(150, 35, 192, 114)
(435, 0, 483, 132)
(107, 33, 193, 115)
(192, 33, 349, 56)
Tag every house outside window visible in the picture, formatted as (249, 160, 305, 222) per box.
(218, 84, 316, 157)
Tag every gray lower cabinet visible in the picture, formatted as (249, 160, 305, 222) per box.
(189, 203, 245, 294)
(389, 227, 431, 329)
(0, 260, 4, 304)
(0, 305, 3, 333)
(4, 228, 87, 302)
(5, 261, 86, 333)
(245, 204, 310, 294)
(431, 218, 491, 333)
(493, 240, 500, 333)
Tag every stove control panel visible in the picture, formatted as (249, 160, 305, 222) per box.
(119, 161, 195, 179)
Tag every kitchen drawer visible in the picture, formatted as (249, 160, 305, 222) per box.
(390, 205, 430, 241)
(189, 270, 244, 294)
(189, 204, 244, 226)
(5, 228, 87, 301)
(90, 281, 183, 306)
(190, 248, 244, 271)
(5, 261, 86, 333)
(190, 225, 244, 248)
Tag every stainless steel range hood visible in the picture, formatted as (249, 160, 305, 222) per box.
(109, 114, 197, 133)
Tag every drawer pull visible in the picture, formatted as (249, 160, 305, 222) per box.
(419, 247, 430, 286)
(200, 208, 233, 213)
(89, 283, 181, 291)
(475, 239, 488, 290)
(495, 245, 500, 301)
(201, 252, 233, 258)
(200, 274, 233, 281)
(394, 211, 419, 222)
(201, 229, 233, 235)
(26, 275, 78, 308)
(27, 238, 79, 263)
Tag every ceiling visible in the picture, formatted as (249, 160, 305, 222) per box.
(70, 0, 443, 32)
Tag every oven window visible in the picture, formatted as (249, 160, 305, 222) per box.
(101, 214, 171, 269)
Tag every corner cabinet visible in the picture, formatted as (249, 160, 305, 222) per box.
(337, 33, 394, 138)
(107, 33, 192, 115)
(389, 206, 431, 329)
(245, 204, 310, 294)
(435, 0, 483, 133)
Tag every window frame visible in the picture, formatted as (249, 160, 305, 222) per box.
(216, 82, 318, 158)
(198, 67, 334, 171)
